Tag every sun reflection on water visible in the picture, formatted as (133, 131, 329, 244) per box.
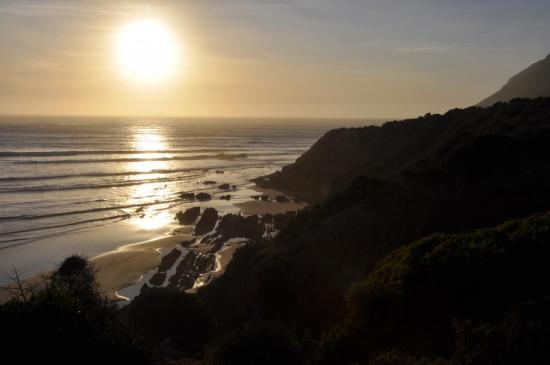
(128, 127, 175, 231)
(133, 128, 167, 152)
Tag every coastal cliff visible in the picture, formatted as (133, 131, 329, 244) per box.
(257, 96, 550, 201)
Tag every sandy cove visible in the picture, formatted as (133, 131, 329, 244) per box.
(91, 234, 190, 300)
(1, 190, 307, 303)
(0, 233, 236, 303)
(93, 234, 247, 300)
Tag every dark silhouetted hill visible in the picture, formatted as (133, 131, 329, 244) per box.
(256, 97, 550, 201)
(478, 54, 550, 107)
(200, 98, 550, 344)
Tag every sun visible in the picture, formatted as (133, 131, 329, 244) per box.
(115, 19, 181, 82)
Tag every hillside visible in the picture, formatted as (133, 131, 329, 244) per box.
(478, 54, 550, 107)
(256, 97, 550, 201)
(328, 211, 550, 363)
(200, 98, 550, 336)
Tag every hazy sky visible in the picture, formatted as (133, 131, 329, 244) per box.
(0, 0, 549, 119)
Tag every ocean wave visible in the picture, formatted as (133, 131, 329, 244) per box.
(0, 198, 180, 224)
(0, 173, 203, 194)
(0, 148, 251, 157)
(0, 168, 199, 182)
(13, 153, 249, 164)
(0, 213, 133, 249)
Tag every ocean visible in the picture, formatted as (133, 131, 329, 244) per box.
(0, 116, 339, 284)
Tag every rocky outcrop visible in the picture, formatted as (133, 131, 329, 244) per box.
(149, 272, 166, 286)
(180, 192, 195, 200)
(262, 212, 295, 231)
(194, 208, 218, 236)
(158, 248, 182, 272)
(175, 207, 201, 225)
(216, 214, 264, 241)
(148, 248, 183, 286)
(167, 251, 216, 291)
(196, 192, 212, 201)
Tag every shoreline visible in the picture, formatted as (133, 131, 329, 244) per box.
(1, 185, 306, 304)
(91, 234, 191, 301)
(92, 187, 305, 301)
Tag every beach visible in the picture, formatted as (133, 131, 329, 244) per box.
(0, 119, 324, 296)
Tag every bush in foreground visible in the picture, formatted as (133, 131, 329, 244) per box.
(122, 286, 214, 356)
(213, 320, 305, 365)
(0, 255, 153, 365)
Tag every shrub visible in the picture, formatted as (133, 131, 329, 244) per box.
(122, 286, 213, 355)
(214, 321, 304, 365)
(0, 256, 153, 365)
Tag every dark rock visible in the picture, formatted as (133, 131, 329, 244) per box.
(213, 214, 263, 242)
(273, 211, 295, 230)
(260, 195, 269, 201)
(215, 170, 225, 174)
(194, 208, 218, 235)
(251, 195, 260, 200)
(180, 192, 195, 200)
(181, 239, 196, 248)
(175, 207, 201, 225)
(220, 195, 232, 200)
(158, 248, 182, 272)
(261, 213, 273, 223)
(149, 272, 166, 286)
(275, 195, 290, 203)
(218, 183, 230, 190)
(203, 180, 217, 185)
(196, 192, 212, 201)
(167, 251, 216, 290)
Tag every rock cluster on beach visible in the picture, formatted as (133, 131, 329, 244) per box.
(148, 202, 299, 293)
(194, 208, 219, 235)
(148, 248, 183, 286)
(175, 207, 201, 225)
(167, 250, 216, 291)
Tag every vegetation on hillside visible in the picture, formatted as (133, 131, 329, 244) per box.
(316, 211, 550, 363)
(202, 98, 550, 336)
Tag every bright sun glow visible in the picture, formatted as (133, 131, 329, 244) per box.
(115, 19, 181, 82)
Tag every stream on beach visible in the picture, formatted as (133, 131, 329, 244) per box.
(0, 117, 332, 292)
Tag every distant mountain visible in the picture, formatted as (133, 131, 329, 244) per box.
(478, 54, 550, 107)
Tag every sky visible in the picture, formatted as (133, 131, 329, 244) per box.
(0, 0, 549, 119)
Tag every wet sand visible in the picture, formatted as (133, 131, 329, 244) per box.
(91, 234, 192, 300)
